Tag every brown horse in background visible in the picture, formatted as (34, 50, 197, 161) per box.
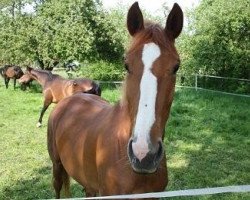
(0, 65, 24, 89)
(48, 2, 183, 199)
(26, 67, 101, 127)
(18, 72, 34, 90)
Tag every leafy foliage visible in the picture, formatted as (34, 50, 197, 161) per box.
(0, 0, 127, 69)
(178, 0, 250, 79)
(81, 61, 125, 81)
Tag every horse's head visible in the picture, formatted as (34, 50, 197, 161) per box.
(13, 66, 24, 79)
(125, 2, 183, 173)
(26, 66, 34, 76)
(69, 79, 101, 96)
(19, 72, 34, 83)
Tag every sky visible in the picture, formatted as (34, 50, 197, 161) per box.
(23, 0, 200, 26)
(24, 1, 200, 15)
(101, 0, 200, 15)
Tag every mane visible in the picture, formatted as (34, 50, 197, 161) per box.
(32, 68, 54, 80)
(127, 22, 172, 54)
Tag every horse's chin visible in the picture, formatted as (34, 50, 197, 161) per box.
(130, 162, 158, 174)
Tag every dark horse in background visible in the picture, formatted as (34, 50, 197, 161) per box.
(47, 2, 183, 199)
(26, 67, 101, 127)
(0, 65, 24, 89)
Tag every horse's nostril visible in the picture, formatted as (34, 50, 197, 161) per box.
(156, 141, 163, 160)
(128, 138, 133, 158)
(158, 142, 162, 153)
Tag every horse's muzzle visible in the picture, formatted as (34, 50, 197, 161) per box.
(127, 139, 164, 173)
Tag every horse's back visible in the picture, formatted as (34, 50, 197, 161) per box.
(4, 65, 23, 78)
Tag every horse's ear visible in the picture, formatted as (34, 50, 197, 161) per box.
(127, 2, 144, 36)
(26, 66, 33, 72)
(165, 3, 183, 40)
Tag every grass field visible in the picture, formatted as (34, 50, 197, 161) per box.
(0, 81, 249, 200)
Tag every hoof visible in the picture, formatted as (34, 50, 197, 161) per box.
(36, 122, 42, 128)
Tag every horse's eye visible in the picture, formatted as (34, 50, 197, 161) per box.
(173, 64, 180, 74)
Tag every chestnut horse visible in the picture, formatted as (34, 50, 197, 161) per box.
(26, 67, 101, 127)
(47, 2, 183, 199)
(0, 65, 24, 89)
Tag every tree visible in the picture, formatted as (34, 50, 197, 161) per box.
(178, 0, 250, 79)
(0, 0, 127, 68)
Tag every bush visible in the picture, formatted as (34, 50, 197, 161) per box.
(81, 61, 125, 81)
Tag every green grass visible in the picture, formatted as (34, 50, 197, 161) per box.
(0, 81, 249, 200)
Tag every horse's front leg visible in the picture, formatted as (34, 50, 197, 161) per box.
(20, 83, 26, 91)
(84, 187, 97, 197)
(37, 100, 51, 127)
(4, 77, 10, 89)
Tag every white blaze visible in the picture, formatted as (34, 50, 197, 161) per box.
(132, 42, 161, 161)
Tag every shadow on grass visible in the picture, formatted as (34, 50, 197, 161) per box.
(0, 166, 84, 200)
(0, 80, 42, 94)
(23, 82, 43, 94)
(165, 89, 250, 199)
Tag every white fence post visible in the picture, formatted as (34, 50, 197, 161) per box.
(195, 74, 198, 91)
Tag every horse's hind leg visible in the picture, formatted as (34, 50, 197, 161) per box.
(52, 162, 70, 199)
(13, 78, 17, 89)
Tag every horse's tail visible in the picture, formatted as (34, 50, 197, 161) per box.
(95, 83, 102, 96)
(0, 67, 5, 77)
(0, 65, 11, 77)
(92, 82, 102, 96)
(84, 81, 102, 96)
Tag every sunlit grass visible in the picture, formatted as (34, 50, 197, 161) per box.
(0, 82, 249, 199)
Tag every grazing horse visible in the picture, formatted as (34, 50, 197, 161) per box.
(18, 73, 34, 90)
(26, 67, 101, 127)
(0, 65, 24, 89)
(47, 2, 183, 199)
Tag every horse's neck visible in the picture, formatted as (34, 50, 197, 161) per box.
(31, 70, 51, 87)
(111, 102, 132, 139)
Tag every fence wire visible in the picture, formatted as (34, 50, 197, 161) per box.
(97, 74, 250, 97)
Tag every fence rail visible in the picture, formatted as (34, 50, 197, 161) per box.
(96, 74, 250, 97)
(177, 74, 250, 97)
(47, 185, 250, 200)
